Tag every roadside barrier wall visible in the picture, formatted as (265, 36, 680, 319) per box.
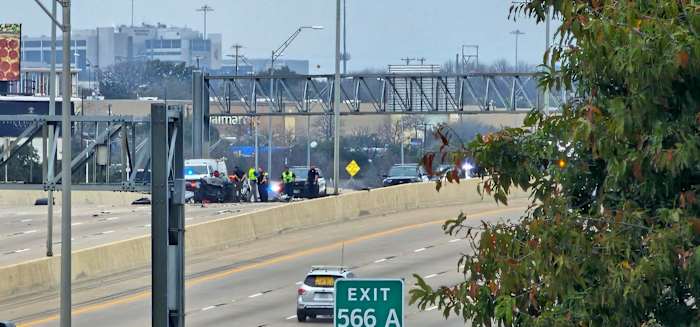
(0, 180, 528, 299)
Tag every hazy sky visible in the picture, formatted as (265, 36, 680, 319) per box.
(2, 0, 549, 73)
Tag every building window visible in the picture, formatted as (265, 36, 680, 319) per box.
(190, 39, 211, 51)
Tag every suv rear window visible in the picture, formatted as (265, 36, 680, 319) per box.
(304, 275, 342, 287)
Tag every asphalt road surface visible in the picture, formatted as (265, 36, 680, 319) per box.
(0, 201, 282, 266)
(7, 198, 529, 327)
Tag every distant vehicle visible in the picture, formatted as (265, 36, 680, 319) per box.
(297, 266, 355, 322)
(382, 164, 428, 187)
(435, 161, 479, 180)
(289, 166, 328, 198)
(0, 321, 16, 327)
(134, 169, 151, 183)
(185, 159, 228, 191)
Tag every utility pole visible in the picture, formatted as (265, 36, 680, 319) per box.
(131, 0, 135, 26)
(400, 57, 414, 65)
(510, 29, 525, 71)
(231, 44, 243, 76)
(417, 57, 426, 65)
(334, 0, 341, 194)
(196, 5, 214, 40)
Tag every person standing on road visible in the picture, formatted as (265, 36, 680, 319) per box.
(257, 167, 269, 202)
(248, 167, 258, 202)
(232, 166, 245, 202)
(281, 166, 296, 201)
(306, 166, 319, 198)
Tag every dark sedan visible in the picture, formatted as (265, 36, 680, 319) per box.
(382, 164, 429, 187)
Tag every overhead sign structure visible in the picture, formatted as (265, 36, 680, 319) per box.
(345, 160, 361, 177)
(335, 279, 404, 327)
(0, 24, 21, 82)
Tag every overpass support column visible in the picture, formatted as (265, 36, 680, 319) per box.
(151, 103, 186, 327)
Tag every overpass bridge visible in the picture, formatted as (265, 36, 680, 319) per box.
(198, 72, 568, 117)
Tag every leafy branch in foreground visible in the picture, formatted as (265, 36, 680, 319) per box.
(411, 1, 700, 326)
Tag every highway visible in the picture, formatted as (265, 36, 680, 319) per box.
(5, 197, 529, 327)
(0, 202, 282, 266)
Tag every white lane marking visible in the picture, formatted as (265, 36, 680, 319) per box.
(105, 217, 120, 221)
(414, 247, 426, 253)
(20, 219, 32, 223)
(426, 305, 438, 311)
(23, 229, 38, 234)
(374, 258, 388, 263)
(71, 222, 83, 226)
(295, 281, 303, 285)
(101, 230, 115, 235)
(448, 238, 462, 243)
(424, 274, 438, 279)
(286, 315, 297, 320)
(248, 292, 263, 298)
(185, 218, 194, 221)
(201, 306, 216, 311)
(4, 248, 31, 255)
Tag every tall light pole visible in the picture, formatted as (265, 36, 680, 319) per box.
(130, 0, 135, 26)
(544, 7, 551, 114)
(268, 25, 324, 177)
(60, 2, 73, 326)
(510, 29, 525, 71)
(334, 0, 341, 194)
(196, 5, 214, 40)
(342, 0, 348, 74)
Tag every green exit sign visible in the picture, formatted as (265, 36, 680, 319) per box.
(334, 279, 404, 327)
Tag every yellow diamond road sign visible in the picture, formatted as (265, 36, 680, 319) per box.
(345, 160, 361, 177)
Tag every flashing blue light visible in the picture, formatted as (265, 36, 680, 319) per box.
(186, 169, 194, 175)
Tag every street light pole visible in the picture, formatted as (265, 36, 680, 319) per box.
(60, 1, 73, 326)
(510, 29, 525, 71)
(46, 0, 57, 259)
(544, 7, 551, 114)
(267, 25, 323, 177)
(196, 5, 214, 40)
(333, 0, 341, 194)
(343, 0, 348, 74)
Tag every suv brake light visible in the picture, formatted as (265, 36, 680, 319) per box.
(298, 288, 306, 295)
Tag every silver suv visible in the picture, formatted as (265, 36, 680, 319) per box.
(296, 266, 355, 322)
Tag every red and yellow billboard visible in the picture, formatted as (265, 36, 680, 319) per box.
(0, 24, 21, 82)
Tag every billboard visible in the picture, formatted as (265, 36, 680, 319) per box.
(0, 24, 21, 82)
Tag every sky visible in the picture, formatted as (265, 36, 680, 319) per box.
(1, 0, 550, 73)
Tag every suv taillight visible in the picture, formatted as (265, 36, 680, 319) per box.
(298, 288, 306, 295)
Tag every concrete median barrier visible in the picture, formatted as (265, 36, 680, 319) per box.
(0, 180, 528, 299)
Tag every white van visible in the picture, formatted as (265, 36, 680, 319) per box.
(184, 159, 228, 182)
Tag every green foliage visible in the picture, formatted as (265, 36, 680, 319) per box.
(99, 60, 194, 99)
(411, 1, 700, 326)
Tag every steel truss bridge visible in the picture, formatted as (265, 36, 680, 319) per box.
(0, 112, 165, 192)
(200, 72, 568, 116)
